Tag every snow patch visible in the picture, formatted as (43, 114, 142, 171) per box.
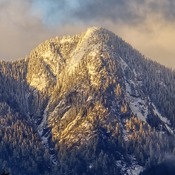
(119, 56, 148, 121)
(119, 56, 129, 70)
(126, 164, 143, 175)
(152, 104, 174, 134)
(38, 106, 57, 164)
(68, 28, 101, 73)
(125, 84, 147, 121)
(116, 156, 143, 175)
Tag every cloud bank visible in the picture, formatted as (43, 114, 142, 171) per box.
(0, 0, 175, 68)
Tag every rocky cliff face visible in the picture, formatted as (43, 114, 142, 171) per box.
(0, 27, 175, 175)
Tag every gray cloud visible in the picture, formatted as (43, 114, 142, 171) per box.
(79, 0, 175, 25)
(73, 0, 143, 24)
(1, 0, 175, 29)
(31, 0, 175, 25)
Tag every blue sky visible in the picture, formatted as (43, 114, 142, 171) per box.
(0, 0, 175, 68)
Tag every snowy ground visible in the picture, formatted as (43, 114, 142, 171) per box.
(119, 56, 148, 122)
(116, 156, 143, 175)
(38, 106, 57, 164)
(152, 104, 174, 134)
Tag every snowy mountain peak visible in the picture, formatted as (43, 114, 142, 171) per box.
(1, 27, 175, 175)
(85, 26, 101, 34)
(85, 26, 114, 36)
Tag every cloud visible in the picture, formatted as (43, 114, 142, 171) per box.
(31, 0, 81, 25)
(0, 0, 175, 68)
(29, 0, 175, 25)
(0, 0, 51, 60)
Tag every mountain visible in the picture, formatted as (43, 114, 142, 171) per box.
(0, 27, 175, 175)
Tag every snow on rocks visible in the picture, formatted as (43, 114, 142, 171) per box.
(152, 104, 174, 134)
(116, 156, 143, 175)
(119, 56, 148, 122)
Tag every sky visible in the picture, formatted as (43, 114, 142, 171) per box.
(0, 0, 175, 68)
